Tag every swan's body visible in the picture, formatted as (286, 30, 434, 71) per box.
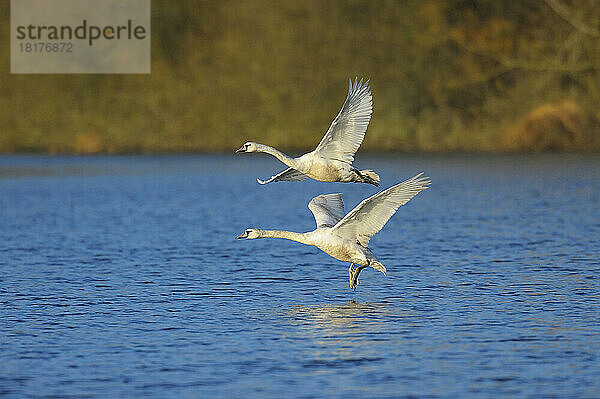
(236, 78, 380, 186)
(236, 173, 431, 290)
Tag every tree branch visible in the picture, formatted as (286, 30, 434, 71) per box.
(544, 0, 600, 37)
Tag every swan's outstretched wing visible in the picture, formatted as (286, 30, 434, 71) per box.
(257, 168, 309, 185)
(332, 173, 430, 246)
(314, 78, 372, 164)
(308, 193, 345, 228)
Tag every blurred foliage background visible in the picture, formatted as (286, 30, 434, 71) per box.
(1, 0, 599, 153)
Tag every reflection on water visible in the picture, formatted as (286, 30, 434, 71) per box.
(290, 301, 389, 343)
(281, 301, 399, 384)
(293, 299, 385, 320)
(289, 300, 397, 336)
(2, 154, 599, 398)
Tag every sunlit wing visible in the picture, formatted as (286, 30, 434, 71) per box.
(308, 193, 345, 228)
(313, 78, 372, 164)
(257, 168, 309, 185)
(332, 173, 430, 246)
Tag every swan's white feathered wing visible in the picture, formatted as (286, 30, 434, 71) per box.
(332, 173, 430, 246)
(314, 78, 373, 164)
(308, 193, 345, 228)
(257, 168, 309, 185)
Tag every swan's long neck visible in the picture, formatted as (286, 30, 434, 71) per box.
(256, 144, 298, 169)
(258, 229, 311, 245)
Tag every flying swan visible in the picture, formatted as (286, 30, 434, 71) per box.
(236, 78, 380, 185)
(236, 173, 430, 290)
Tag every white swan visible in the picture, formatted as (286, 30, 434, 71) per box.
(236, 173, 430, 290)
(236, 78, 380, 185)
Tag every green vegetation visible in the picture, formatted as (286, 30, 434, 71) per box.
(1, 0, 599, 153)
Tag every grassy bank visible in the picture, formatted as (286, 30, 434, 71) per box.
(1, 1, 599, 154)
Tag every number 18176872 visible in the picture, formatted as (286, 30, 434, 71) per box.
(20, 42, 73, 53)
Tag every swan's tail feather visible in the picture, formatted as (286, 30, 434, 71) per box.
(359, 169, 380, 186)
(369, 260, 387, 275)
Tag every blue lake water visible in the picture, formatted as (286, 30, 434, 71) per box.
(1, 153, 599, 398)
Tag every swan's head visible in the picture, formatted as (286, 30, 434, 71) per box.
(235, 142, 258, 153)
(235, 228, 261, 239)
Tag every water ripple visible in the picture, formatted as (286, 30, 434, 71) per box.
(1, 154, 599, 398)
